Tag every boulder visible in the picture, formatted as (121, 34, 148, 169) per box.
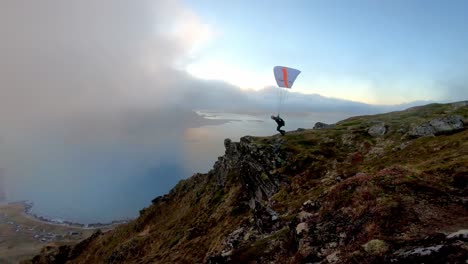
(313, 122, 334, 130)
(409, 115, 464, 137)
(429, 115, 464, 134)
(296, 222, 309, 235)
(409, 123, 435, 137)
(368, 123, 387, 137)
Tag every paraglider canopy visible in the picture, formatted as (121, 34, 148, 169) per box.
(273, 66, 301, 88)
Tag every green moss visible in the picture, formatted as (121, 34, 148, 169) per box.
(362, 239, 389, 256)
(271, 188, 288, 203)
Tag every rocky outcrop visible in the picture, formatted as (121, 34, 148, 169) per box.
(252, 202, 281, 233)
(208, 202, 285, 262)
(452, 100, 468, 108)
(409, 115, 464, 137)
(217, 136, 289, 207)
(313, 122, 334, 129)
(389, 231, 468, 263)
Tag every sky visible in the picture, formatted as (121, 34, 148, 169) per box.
(0, 0, 467, 221)
(1, 0, 466, 118)
(184, 0, 468, 104)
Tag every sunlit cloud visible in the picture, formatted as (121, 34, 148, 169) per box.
(291, 75, 441, 105)
(186, 59, 272, 90)
(171, 10, 218, 56)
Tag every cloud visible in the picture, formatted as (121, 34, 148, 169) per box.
(0, 0, 234, 220)
(0, 0, 214, 121)
(0, 0, 252, 145)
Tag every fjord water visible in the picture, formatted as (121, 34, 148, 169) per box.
(4, 111, 350, 224)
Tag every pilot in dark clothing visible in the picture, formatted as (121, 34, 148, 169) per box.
(271, 115, 285, 135)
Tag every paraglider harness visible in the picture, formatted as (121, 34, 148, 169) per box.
(271, 115, 286, 135)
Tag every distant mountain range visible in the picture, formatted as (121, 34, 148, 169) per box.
(182, 85, 435, 115)
(245, 87, 435, 114)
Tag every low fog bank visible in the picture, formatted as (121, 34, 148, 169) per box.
(0, 109, 232, 223)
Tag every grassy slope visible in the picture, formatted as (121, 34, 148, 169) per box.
(265, 103, 468, 262)
(27, 102, 468, 263)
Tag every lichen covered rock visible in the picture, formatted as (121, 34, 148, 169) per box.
(409, 115, 464, 137)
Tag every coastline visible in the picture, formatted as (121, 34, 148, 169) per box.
(0, 201, 99, 262)
(11, 200, 130, 230)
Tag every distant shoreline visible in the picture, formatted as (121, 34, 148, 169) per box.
(8, 200, 130, 230)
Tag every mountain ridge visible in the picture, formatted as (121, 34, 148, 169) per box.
(26, 101, 468, 264)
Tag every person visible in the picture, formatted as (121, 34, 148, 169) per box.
(271, 115, 286, 135)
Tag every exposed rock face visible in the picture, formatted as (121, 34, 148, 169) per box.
(409, 115, 464, 137)
(253, 203, 281, 232)
(390, 231, 468, 263)
(218, 136, 288, 206)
